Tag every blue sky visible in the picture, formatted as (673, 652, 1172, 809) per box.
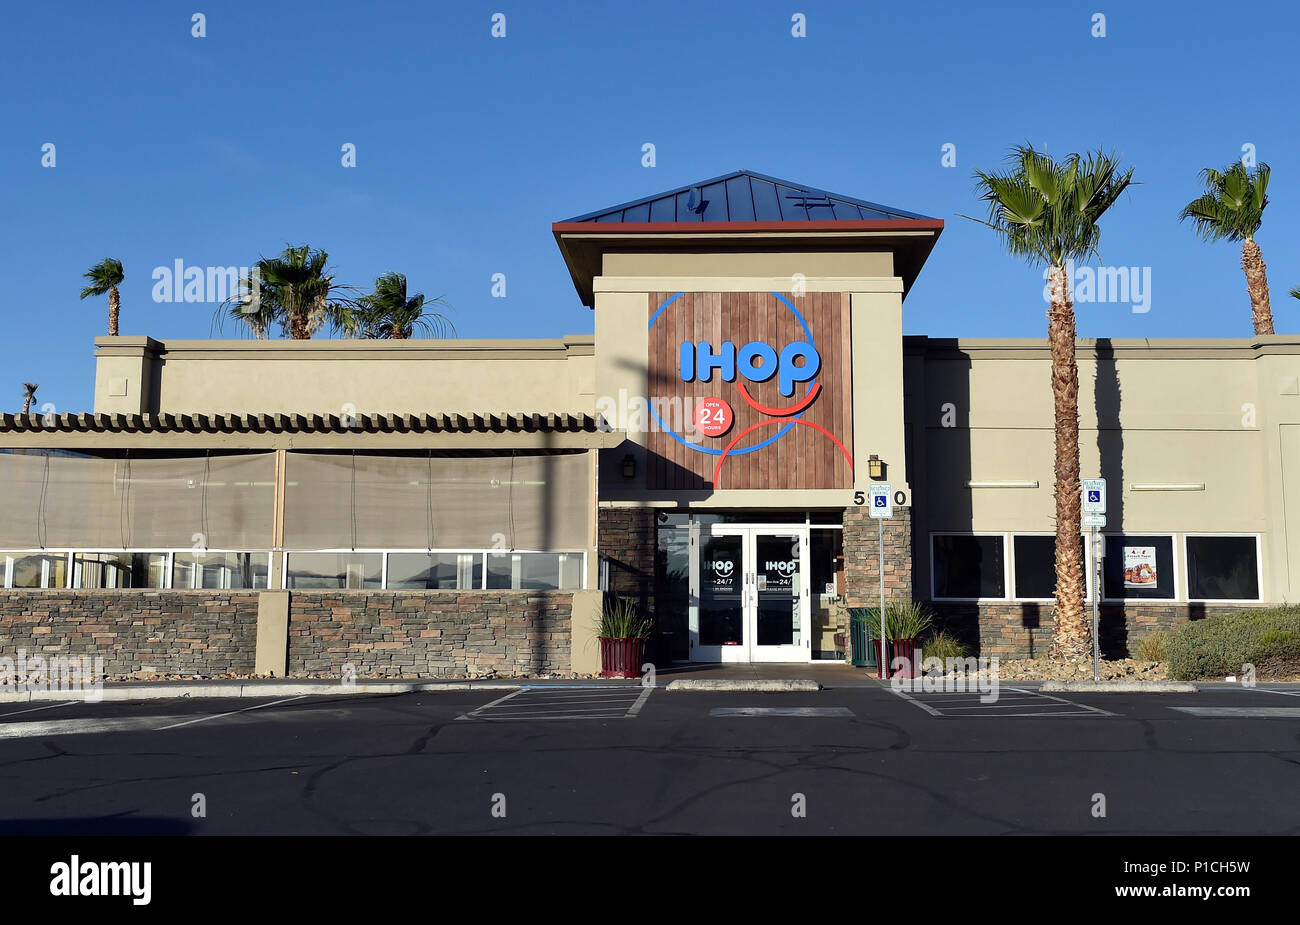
(3, 0, 1298, 412)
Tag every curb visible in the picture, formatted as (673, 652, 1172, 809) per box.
(665, 679, 821, 692)
(0, 681, 530, 703)
(1041, 681, 1197, 693)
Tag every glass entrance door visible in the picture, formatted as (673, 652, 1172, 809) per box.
(689, 526, 809, 662)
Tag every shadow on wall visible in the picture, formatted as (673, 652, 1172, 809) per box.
(1095, 338, 1126, 658)
(914, 343, 980, 653)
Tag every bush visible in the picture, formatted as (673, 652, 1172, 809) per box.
(849, 600, 934, 640)
(1134, 631, 1169, 662)
(597, 595, 653, 639)
(1165, 605, 1300, 680)
(917, 630, 971, 662)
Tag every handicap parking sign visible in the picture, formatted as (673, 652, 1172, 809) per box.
(868, 484, 892, 519)
(1082, 478, 1106, 514)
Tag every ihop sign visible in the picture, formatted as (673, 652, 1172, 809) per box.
(679, 340, 820, 397)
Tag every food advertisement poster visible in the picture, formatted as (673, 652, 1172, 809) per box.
(1123, 546, 1158, 589)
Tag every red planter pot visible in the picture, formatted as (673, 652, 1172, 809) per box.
(600, 637, 647, 679)
(873, 638, 921, 679)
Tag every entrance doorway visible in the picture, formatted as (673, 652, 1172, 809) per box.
(690, 525, 810, 662)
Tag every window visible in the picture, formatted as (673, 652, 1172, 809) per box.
(485, 552, 583, 590)
(173, 552, 268, 590)
(387, 553, 482, 590)
(1012, 535, 1087, 600)
(932, 534, 1005, 599)
(4, 553, 69, 589)
(810, 529, 841, 596)
(1186, 536, 1259, 601)
(1102, 535, 1175, 599)
(73, 552, 167, 589)
(285, 553, 382, 589)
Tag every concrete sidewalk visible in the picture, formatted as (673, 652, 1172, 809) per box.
(6, 664, 1291, 703)
(1, 662, 877, 703)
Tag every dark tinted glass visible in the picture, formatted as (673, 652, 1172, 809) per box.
(933, 535, 1004, 599)
(1186, 536, 1259, 600)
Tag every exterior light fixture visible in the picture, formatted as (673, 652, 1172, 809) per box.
(867, 455, 884, 480)
(965, 480, 1041, 489)
(622, 453, 636, 479)
(1130, 482, 1205, 491)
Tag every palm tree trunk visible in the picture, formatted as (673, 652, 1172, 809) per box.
(23, 394, 33, 414)
(1241, 238, 1274, 335)
(289, 312, 308, 340)
(1047, 264, 1089, 660)
(108, 286, 120, 336)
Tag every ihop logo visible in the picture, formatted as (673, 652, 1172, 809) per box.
(680, 340, 820, 397)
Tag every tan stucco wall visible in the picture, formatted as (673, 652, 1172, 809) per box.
(93, 337, 595, 416)
(906, 337, 1300, 602)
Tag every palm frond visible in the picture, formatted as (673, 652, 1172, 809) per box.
(1180, 161, 1269, 242)
(965, 144, 1134, 268)
(79, 257, 124, 299)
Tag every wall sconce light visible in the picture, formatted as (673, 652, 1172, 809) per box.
(867, 454, 885, 480)
(622, 453, 636, 479)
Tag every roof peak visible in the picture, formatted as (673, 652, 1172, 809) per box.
(561, 169, 934, 224)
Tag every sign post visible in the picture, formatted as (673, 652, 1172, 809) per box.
(1081, 479, 1107, 682)
(868, 484, 892, 679)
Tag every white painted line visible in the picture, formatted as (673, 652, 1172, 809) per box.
(709, 707, 854, 717)
(0, 701, 76, 718)
(1172, 707, 1300, 717)
(890, 686, 942, 716)
(1008, 687, 1115, 717)
(456, 690, 521, 720)
(506, 694, 643, 705)
(1251, 688, 1300, 697)
(155, 695, 308, 731)
(627, 686, 653, 717)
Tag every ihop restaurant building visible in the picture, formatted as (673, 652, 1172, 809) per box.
(2, 170, 1299, 677)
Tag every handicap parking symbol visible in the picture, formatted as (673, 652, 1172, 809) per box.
(1087, 490, 1101, 503)
(874, 495, 886, 507)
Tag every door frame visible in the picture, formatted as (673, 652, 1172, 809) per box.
(688, 523, 811, 663)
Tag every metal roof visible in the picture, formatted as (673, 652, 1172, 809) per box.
(561, 170, 934, 224)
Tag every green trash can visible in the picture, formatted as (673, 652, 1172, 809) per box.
(848, 608, 878, 670)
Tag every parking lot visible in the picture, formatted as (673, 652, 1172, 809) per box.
(1, 681, 1298, 835)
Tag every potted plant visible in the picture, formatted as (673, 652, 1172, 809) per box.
(854, 600, 934, 678)
(597, 595, 654, 678)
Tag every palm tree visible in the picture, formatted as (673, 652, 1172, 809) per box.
(21, 382, 38, 414)
(1180, 162, 1275, 335)
(964, 145, 1135, 661)
(80, 258, 125, 336)
(218, 245, 359, 339)
(1290, 286, 1299, 302)
(352, 272, 453, 339)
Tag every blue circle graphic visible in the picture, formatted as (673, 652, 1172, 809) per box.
(646, 292, 817, 456)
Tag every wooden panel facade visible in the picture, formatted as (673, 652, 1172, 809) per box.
(646, 291, 853, 490)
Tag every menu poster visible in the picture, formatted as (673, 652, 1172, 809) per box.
(1123, 546, 1158, 589)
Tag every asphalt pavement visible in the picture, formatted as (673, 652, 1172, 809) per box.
(1, 682, 1298, 835)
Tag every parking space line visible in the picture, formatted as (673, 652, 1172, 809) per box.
(1007, 687, 1116, 717)
(627, 686, 653, 716)
(0, 701, 76, 718)
(892, 685, 1114, 717)
(890, 687, 942, 716)
(459, 687, 652, 722)
(155, 695, 308, 731)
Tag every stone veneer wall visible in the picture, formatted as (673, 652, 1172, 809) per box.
(0, 590, 573, 680)
(0, 590, 260, 678)
(842, 505, 913, 663)
(930, 601, 1253, 659)
(286, 591, 572, 678)
(597, 507, 656, 608)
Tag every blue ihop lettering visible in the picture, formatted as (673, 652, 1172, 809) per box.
(680, 340, 820, 397)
